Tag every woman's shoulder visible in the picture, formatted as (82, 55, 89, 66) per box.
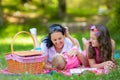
(63, 38, 74, 49)
(41, 41, 47, 45)
(40, 42, 47, 49)
(65, 37, 79, 43)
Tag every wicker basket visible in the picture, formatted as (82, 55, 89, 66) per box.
(5, 31, 45, 74)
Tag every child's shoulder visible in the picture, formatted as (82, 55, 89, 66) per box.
(111, 39, 115, 45)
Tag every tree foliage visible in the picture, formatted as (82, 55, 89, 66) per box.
(0, 0, 3, 26)
(107, 0, 120, 34)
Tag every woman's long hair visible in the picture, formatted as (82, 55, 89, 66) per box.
(42, 24, 66, 48)
(88, 25, 112, 62)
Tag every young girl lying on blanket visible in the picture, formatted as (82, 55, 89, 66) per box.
(51, 27, 88, 70)
(82, 25, 116, 72)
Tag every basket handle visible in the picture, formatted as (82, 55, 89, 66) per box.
(11, 31, 36, 53)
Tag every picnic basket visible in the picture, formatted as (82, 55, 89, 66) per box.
(5, 31, 45, 74)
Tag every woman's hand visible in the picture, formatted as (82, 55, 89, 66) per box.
(44, 63, 53, 70)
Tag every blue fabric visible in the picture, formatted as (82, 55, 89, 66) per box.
(36, 47, 41, 51)
(114, 50, 120, 59)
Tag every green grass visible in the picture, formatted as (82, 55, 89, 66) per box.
(0, 31, 120, 80)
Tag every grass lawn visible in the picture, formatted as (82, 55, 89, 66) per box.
(0, 32, 120, 80)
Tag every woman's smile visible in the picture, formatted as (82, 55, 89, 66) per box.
(51, 32, 65, 50)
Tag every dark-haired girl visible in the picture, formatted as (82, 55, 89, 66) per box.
(82, 25, 116, 71)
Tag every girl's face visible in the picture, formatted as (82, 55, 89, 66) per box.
(90, 31, 99, 47)
(51, 32, 65, 50)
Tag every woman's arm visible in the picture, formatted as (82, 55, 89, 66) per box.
(40, 42, 53, 69)
(44, 61, 53, 70)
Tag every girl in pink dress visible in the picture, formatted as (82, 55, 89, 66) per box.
(82, 25, 116, 71)
(52, 46, 82, 70)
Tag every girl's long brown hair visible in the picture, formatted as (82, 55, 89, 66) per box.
(88, 25, 112, 62)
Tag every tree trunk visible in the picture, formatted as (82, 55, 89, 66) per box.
(40, 0, 45, 8)
(21, 0, 32, 4)
(58, 0, 66, 19)
(21, 0, 28, 4)
(0, 0, 3, 26)
(104, 0, 115, 10)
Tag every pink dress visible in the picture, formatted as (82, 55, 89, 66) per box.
(63, 46, 81, 70)
(94, 47, 101, 64)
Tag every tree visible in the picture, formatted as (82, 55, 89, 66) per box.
(58, 0, 66, 19)
(0, 0, 3, 26)
(21, 0, 32, 4)
(107, 0, 120, 34)
(40, 0, 45, 8)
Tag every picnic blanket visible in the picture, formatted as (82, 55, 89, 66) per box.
(0, 68, 109, 76)
(55, 68, 109, 76)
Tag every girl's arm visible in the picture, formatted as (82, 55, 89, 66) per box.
(65, 27, 89, 66)
(85, 42, 105, 68)
(86, 42, 115, 69)
(65, 27, 78, 47)
(77, 52, 89, 67)
(88, 59, 105, 68)
(88, 58, 115, 69)
(111, 39, 115, 61)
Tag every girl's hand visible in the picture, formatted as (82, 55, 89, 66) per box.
(64, 26, 70, 37)
(67, 49, 78, 57)
(104, 61, 116, 70)
(67, 46, 78, 56)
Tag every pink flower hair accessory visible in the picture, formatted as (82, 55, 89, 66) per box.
(90, 25, 100, 36)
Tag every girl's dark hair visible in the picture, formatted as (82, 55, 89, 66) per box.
(42, 24, 66, 48)
(88, 25, 112, 62)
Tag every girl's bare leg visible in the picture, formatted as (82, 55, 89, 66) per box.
(82, 37, 88, 50)
(77, 51, 89, 67)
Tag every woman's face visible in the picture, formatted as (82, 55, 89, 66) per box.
(90, 31, 99, 47)
(51, 32, 65, 49)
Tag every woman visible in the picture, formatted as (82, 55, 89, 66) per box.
(40, 24, 87, 69)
